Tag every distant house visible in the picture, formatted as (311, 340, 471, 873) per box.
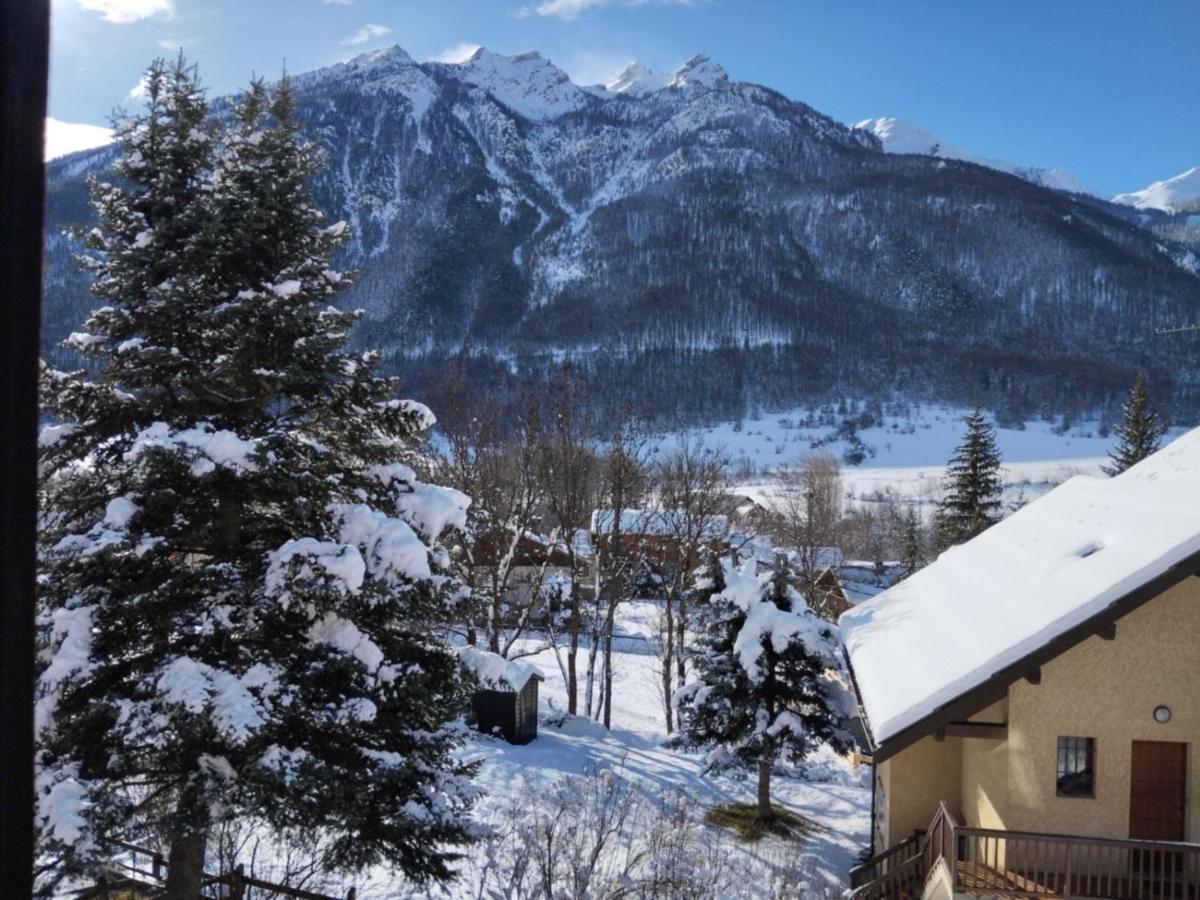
(718, 492, 770, 528)
(458, 647, 543, 745)
(590, 508, 730, 570)
(838, 559, 904, 606)
(804, 566, 853, 622)
(471, 528, 575, 609)
(840, 429, 1200, 899)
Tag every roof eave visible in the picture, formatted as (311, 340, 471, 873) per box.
(856, 548, 1200, 765)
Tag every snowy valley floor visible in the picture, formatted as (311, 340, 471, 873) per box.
(446, 607, 868, 900)
(341, 602, 871, 898)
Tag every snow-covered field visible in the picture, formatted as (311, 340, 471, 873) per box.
(656, 404, 1186, 514)
(660, 404, 1116, 471)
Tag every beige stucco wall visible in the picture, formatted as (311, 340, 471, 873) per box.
(1006, 576, 1200, 839)
(876, 576, 1200, 850)
(960, 699, 1009, 829)
(879, 735, 962, 847)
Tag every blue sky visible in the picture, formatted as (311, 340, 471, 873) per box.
(49, 0, 1198, 196)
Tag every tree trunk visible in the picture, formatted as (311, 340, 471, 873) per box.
(661, 590, 675, 733)
(674, 592, 687, 686)
(584, 623, 598, 718)
(567, 575, 579, 715)
(602, 608, 615, 729)
(488, 591, 501, 654)
(567, 638, 578, 715)
(163, 822, 208, 900)
(757, 754, 773, 823)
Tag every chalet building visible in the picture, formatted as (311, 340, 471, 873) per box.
(590, 508, 730, 570)
(840, 428, 1200, 899)
(804, 566, 854, 622)
(471, 528, 576, 607)
(839, 559, 904, 606)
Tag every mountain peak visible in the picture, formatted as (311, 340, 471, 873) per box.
(854, 117, 943, 156)
(348, 45, 416, 68)
(669, 54, 728, 90)
(1114, 165, 1200, 213)
(451, 46, 585, 120)
(855, 116, 1089, 195)
(607, 62, 667, 95)
(606, 54, 728, 95)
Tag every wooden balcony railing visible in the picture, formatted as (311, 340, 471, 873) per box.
(955, 827, 1200, 899)
(850, 804, 1200, 900)
(849, 831, 924, 895)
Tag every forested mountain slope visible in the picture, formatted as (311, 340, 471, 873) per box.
(43, 46, 1200, 427)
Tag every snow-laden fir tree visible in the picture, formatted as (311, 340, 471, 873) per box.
(36, 59, 477, 898)
(899, 504, 926, 577)
(673, 555, 851, 823)
(935, 404, 1003, 551)
(1104, 373, 1166, 476)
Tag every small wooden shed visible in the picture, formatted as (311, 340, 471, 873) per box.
(457, 647, 544, 745)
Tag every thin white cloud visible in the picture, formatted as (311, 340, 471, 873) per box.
(341, 23, 392, 46)
(156, 36, 196, 50)
(76, 0, 173, 25)
(45, 118, 113, 160)
(128, 74, 150, 101)
(322, 0, 354, 4)
(561, 50, 634, 86)
(515, 0, 700, 20)
(427, 43, 481, 64)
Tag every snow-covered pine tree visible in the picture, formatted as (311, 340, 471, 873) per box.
(1104, 373, 1166, 476)
(935, 404, 1003, 551)
(899, 505, 926, 577)
(673, 555, 851, 823)
(37, 60, 476, 897)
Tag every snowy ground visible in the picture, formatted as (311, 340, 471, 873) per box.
(654, 404, 1125, 473)
(449, 605, 869, 897)
(655, 403, 1186, 516)
(337, 601, 871, 898)
(737, 456, 1109, 520)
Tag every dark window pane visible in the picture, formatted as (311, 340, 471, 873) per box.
(1056, 736, 1095, 798)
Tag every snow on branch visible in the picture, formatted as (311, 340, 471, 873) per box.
(125, 421, 260, 476)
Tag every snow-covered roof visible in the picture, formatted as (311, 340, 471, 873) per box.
(457, 646, 542, 691)
(590, 508, 730, 540)
(840, 427, 1200, 749)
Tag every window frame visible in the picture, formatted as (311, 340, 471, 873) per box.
(1056, 735, 1097, 799)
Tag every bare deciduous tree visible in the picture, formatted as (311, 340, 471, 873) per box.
(590, 414, 651, 728)
(438, 384, 549, 655)
(537, 372, 600, 716)
(649, 436, 728, 732)
(769, 454, 843, 617)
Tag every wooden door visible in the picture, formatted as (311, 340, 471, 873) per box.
(1130, 740, 1187, 841)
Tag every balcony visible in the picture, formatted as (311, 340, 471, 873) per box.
(850, 804, 1200, 900)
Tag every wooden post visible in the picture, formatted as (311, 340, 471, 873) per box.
(0, 2, 50, 898)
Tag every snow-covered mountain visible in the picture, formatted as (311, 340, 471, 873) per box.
(42, 46, 1200, 426)
(44, 117, 112, 160)
(853, 116, 1089, 194)
(1113, 166, 1200, 213)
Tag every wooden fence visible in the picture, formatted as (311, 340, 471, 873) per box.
(81, 841, 357, 900)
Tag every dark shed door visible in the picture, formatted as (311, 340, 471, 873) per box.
(1130, 740, 1187, 841)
